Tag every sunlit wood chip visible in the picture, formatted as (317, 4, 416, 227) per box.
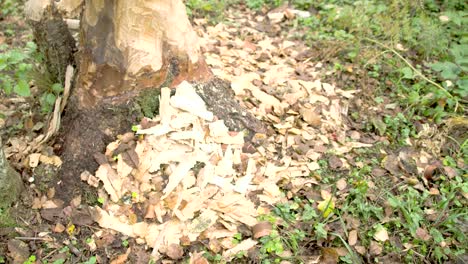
(222, 238, 257, 259)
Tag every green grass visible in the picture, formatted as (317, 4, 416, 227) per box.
(0, 208, 16, 228)
(292, 0, 466, 123)
(0, 0, 22, 17)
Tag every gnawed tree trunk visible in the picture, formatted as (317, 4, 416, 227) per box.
(0, 138, 23, 208)
(26, 0, 265, 202)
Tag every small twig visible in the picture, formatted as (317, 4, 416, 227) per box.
(42, 247, 60, 260)
(363, 50, 391, 68)
(409, 248, 431, 264)
(363, 38, 458, 112)
(15, 236, 54, 242)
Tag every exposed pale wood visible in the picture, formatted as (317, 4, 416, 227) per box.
(76, 0, 211, 108)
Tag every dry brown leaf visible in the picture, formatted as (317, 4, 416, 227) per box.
(53, 223, 66, 233)
(110, 248, 131, 264)
(415, 227, 431, 241)
(336, 179, 347, 191)
(320, 247, 339, 264)
(373, 226, 389, 242)
(369, 241, 383, 255)
(300, 108, 321, 127)
(253, 221, 272, 238)
(166, 243, 184, 260)
(189, 251, 209, 264)
(348, 230, 358, 246)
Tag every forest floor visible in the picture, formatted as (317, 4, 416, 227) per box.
(1, 1, 467, 264)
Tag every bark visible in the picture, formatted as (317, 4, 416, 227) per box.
(0, 138, 23, 208)
(26, 0, 265, 202)
(25, 3, 76, 86)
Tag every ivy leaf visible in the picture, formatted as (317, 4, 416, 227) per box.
(400, 67, 413, 79)
(51, 83, 64, 94)
(1, 77, 12, 94)
(7, 50, 26, 64)
(430, 61, 461, 80)
(45, 93, 56, 105)
(0, 55, 7, 70)
(13, 79, 30, 97)
(314, 223, 328, 239)
(449, 44, 468, 71)
(455, 78, 468, 97)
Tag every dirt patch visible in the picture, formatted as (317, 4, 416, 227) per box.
(53, 99, 141, 203)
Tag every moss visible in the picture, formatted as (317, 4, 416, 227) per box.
(0, 208, 16, 228)
(82, 185, 99, 205)
(33, 164, 57, 193)
(136, 89, 162, 118)
(0, 166, 23, 209)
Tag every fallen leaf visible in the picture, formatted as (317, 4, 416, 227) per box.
(369, 241, 382, 255)
(166, 243, 184, 260)
(348, 230, 358, 246)
(354, 245, 366, 255)
(320, 247, 339, 264)
(7, 239, 30, 263)
(110, 248, 131, 264)
(252, 221, 272, 239)
(328, 156, 343, 170)
(300, 108, 321, 127)
(415, 227, 431, 241)
(317, 198, 335, 217)
(336, 179, 347, 191)
(189, 251, 209, 264)
(373, 225, 389, 242)
(53, 223, 66, 233)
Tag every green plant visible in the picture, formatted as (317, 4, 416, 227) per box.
(259, 230, 284, 257)
(122, 239, 129, 247)
(291, 0, 312, 10)
(383, 113, 415, 145)
(0, 42, 37, 97)
(0, 208, 16, 228)
(80, 256, 97, 264)
(232, 233, 242, 244)
(185, 0, 233, 22)
(23, 255, 36, 264)
(0, 0, 22, 17)
(38, 83, 63, 113)
(245, 0, 283, 10)
(294, 0, 467, 123)
(203, 252, 223, 263)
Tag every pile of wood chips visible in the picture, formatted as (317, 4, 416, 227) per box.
(86, 81, 298, 260)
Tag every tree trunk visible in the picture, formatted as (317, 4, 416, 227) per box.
(26, 0, 265, 202)
(0, 138, 23, 208)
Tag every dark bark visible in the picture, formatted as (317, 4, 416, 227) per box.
(29, 5, 76, 85)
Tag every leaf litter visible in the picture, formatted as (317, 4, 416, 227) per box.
(2, 3, 465, 263)
(82, 8, 375, 259)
